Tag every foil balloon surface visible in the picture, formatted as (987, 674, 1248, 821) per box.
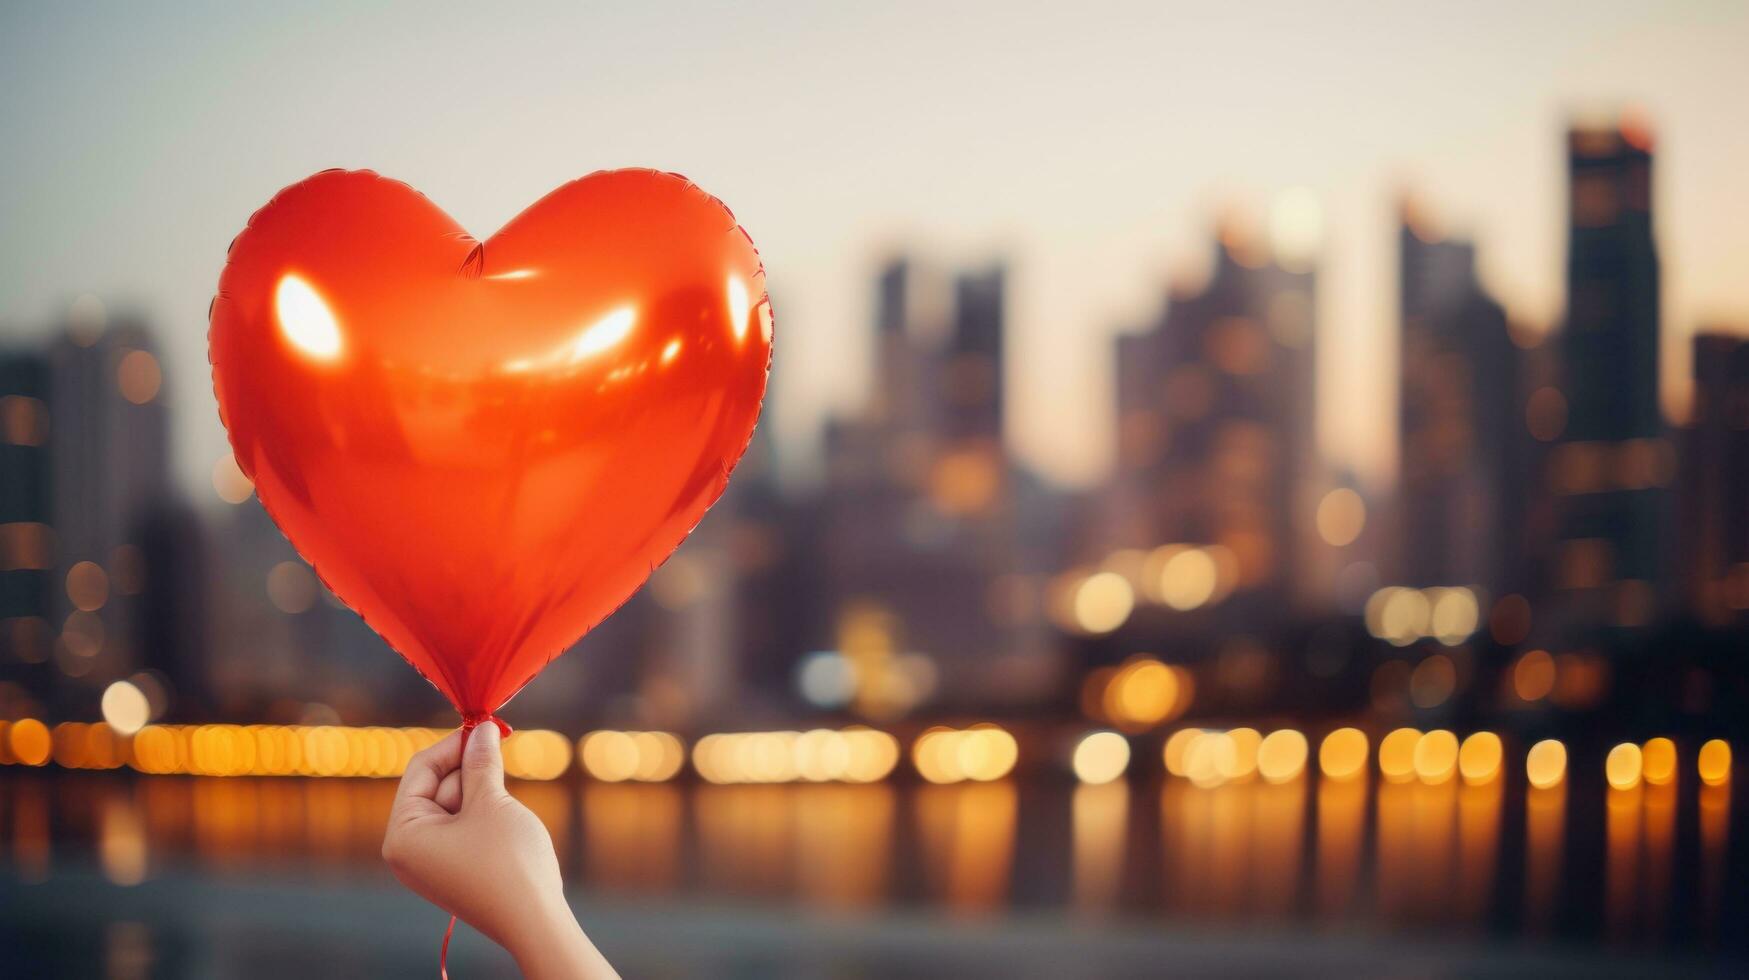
(209, 169, 772, 718)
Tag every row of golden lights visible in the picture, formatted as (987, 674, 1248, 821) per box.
(1364, 585, 1482, 646)
(1076, 726, 1734, 790)
(1052, 544, 1242, 635)
(0, 717, 1732, 793)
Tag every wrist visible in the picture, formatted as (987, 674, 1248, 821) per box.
(505, 895, 600, 980)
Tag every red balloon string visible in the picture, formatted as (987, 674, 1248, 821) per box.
(438, 713, 512, 980)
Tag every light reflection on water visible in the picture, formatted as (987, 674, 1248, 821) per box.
(0, 768, 1740, 951)
(1525, 783, 1566, 935)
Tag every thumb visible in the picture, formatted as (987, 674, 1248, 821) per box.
(461, 723, 506, 804)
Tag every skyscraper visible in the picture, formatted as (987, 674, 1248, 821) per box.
(808, 257, 1050, 713)
(943, 265, 1005, 446)
(1107, 221, 1318, 619)
(0, 350, 54, 677)
(1681, 332, 1749, 625)
(1549, 119, 1669, 625)
(1396, 204, 1525, 595)
(0, 303, 181, 717)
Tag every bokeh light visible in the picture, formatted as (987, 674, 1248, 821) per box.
(1072, 731, 1130, 784)
(9, 718, 51, 766)
(1412, 729, 1459, 784)
(1606, 742, 1643, 791)
(1073, 572, 1134, 634)
(1256, 729, 1308, 783)
(1641, 737, 1677, 786)
(66, 560, 110, 612)
(1697, 739, 1731, 787)
(1526, 739, 1567, 789)
(100, 680, 150, 736)
(116, 349, 162, 404)
(1315, 487, 1367, 547)
(502, 729, 572, 780)
(1318, 727, 1369, 781)
(1457, 732, 1503, 785)
(211, 453, 255, 504)
(1163, 728, 1203, 778)
(1156, 548, 1218, 611)
(1513, 650, 1556, 701)
(1378, 727, 1420, 783)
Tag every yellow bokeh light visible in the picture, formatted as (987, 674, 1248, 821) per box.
(1697, 739, 1731, 787)
(1184, 731, 1236, 788)
(1606, 742, 1643, 791)
(1106, 656, 1183, 729)
(1072, 731, 1131, 784)
(1257, 729, 1308, 783)
(1074, 572, 1134, 634)
(1157, 548, 1218, 611)
(1428, 588, 1479, 644)
(581, 730, 639, 782)
(1378, 727, 1421, 783)
(8, 718, 51, 766)
(503, 730, 571, 781)
(1163, 728, 1202, 778)
(1315, 487, 1367, 547)
(1370, 588, 1431, 645)
(1641, 737, 1676, 786)
(695, 728, 897, 784)
(1640, 735, 1681, 785)
(842, 727, 900, 783)
(101, 680, 151, 736)
(633, 731, 686, 781)
(1413, 730, 1459, 784)
(1526, 738, 1567, 790)
(1223, 727, 1262, 782)
(961, 724, 1019, 782)
(1457, 732, 1503, 785)
(1319, 727, 1369, 781)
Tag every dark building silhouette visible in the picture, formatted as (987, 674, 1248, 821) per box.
(943, 266, 1005, 445)
(0, 350, 54, 677)
(807, 257, 1056, 714)
(1549, 120, 1670, 627)
(1107, 223, 1318, 619)
(133, 501, 212, 711)
(0, 306, 187, 718)
(1396, 203, 1527, 596)
(1681, 332, 1749, 625)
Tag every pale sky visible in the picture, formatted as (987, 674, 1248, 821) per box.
(3, 1, 1747, 499)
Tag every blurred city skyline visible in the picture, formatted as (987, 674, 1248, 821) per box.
(3, 1, 1749, 499)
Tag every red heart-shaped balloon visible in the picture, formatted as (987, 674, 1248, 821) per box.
(209, 169, 771, 718)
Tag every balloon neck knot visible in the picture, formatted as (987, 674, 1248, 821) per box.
(459, 713, 512, 738)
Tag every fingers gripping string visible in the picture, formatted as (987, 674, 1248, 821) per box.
(438, 713, 512, 980)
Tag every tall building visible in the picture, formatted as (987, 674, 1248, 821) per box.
(1396, 204, 1526, 595)
(1107, 221, 1319, 620)
(0, 350, 55, 684)
(1680, 332, 1749, 625)
(1549, 119, 1669, 626)
(0, 303, 183, 717)
(807, 257, 1055, 714)
(943, 265, 1005, 446)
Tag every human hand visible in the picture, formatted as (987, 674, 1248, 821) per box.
(383, 724, 618, 980)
